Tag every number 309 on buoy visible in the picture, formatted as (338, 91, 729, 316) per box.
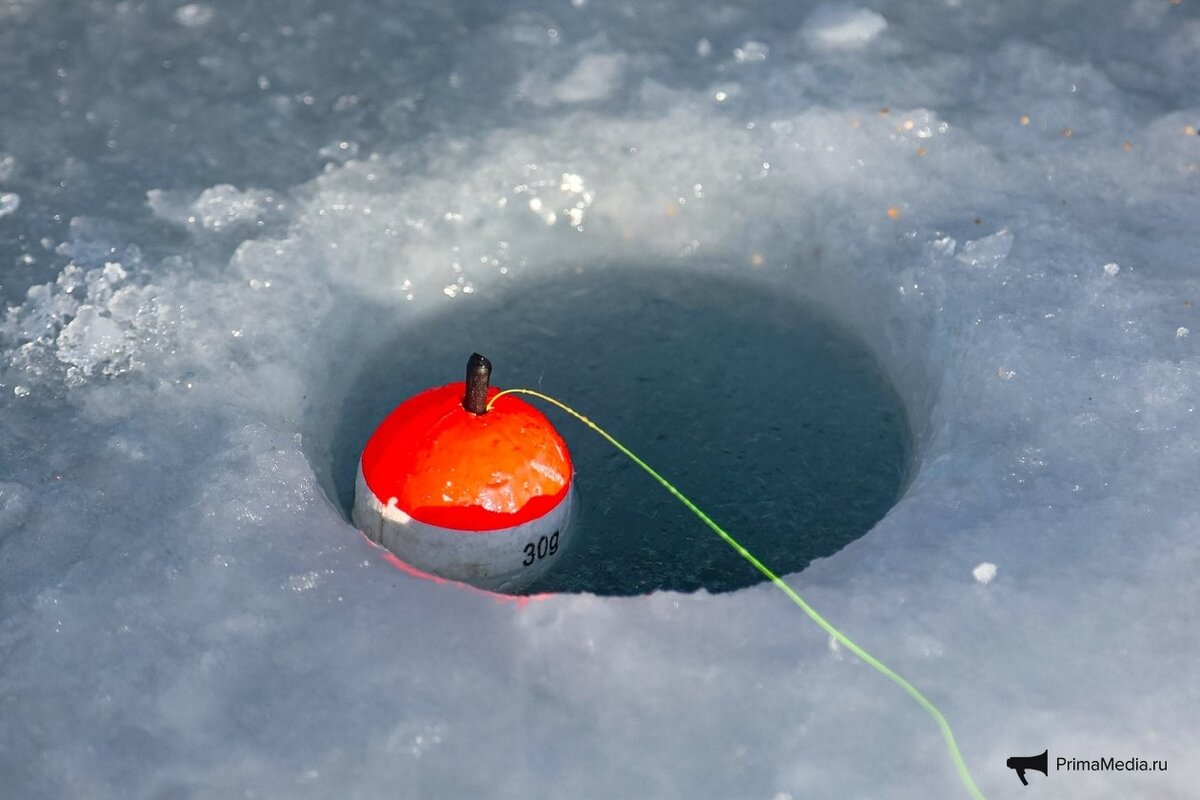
(353, 354, 576, 592)
(523, 530, 560, 566)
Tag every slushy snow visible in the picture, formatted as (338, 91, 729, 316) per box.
(2, 0, 1199, 798)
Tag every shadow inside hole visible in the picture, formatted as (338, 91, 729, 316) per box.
(322, 267, 910, 596)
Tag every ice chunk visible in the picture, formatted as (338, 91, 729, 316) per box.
(733, 41, 770, 63)
(2, 282, 78, 342)
(972, 562, 997, 584)
(955, 228, 1013, 268)
(54, 305, 127, 375)
(147, 184, 284, 235)
(173, 3, 214, 28)
(551, 53, 626, 104)
(802, 4, 888, 49)
(0, 192, 19, 219)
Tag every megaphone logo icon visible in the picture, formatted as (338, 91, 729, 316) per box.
(1006, 749, 1049, 786)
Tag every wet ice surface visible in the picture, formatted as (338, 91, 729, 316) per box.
(2, 1, 1199, 798)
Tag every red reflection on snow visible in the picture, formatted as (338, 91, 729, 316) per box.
(369, 535, 551, 607)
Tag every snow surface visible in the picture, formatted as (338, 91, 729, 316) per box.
(2, 0, 1199, 798)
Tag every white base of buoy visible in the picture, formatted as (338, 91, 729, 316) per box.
(352, 462, 576, 592)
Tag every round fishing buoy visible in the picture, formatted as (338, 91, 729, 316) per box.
(352, 353, 575, 592)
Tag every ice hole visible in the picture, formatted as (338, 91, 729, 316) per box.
(308, 267, 911, 595)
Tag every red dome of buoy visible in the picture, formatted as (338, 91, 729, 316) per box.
(352, 353, 576, 592)
(360, 382, 572, 531)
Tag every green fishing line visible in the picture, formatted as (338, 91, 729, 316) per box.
(489, 387, 987, 800)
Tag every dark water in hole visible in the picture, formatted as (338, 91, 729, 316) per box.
(322, 268, 909, 595)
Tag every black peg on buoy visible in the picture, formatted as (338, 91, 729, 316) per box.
(464, 353, 492, 415)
